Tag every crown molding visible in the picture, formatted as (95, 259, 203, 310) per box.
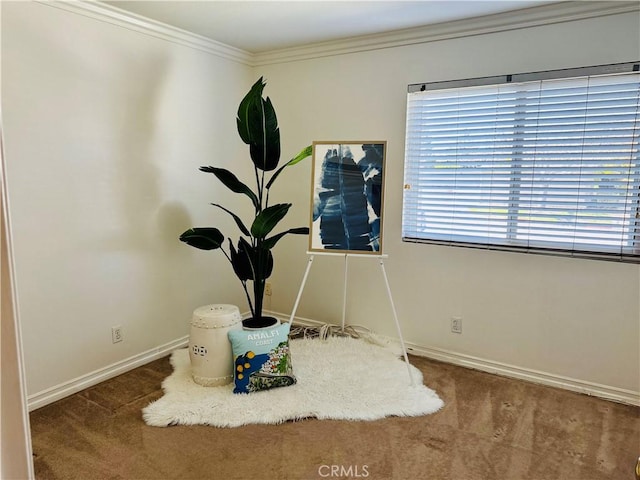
(253, 1, 640, 66)
(35, 0, 253, 66)
(35, 1, 639, 68)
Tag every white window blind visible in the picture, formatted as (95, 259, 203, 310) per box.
(403, 63, 640, 262)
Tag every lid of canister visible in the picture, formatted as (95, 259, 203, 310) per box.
(191, 304, 241, 328)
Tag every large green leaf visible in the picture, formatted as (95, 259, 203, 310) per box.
(228, 238, 274, 281)
(179, 228, 224, 250)
(266, 145, 312, 190)
(250, 96, 280, 172)
(246, 97, 280, 172)
(236, 78, 281, 172)
(229, 238, 254, 281)
(200, 166, 258, 210)
(211, 203, 250, 236)
(259, 245, 274, 279)
(251, 203, 291, 238)
(236, 78, 264, 145)
(263, 227, 310, 250)
(249, 127, 280, 172)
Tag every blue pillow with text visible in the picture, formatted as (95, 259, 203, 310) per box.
(227, 322, 296, 394)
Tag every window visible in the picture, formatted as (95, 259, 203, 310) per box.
(402, 62, 640, 263)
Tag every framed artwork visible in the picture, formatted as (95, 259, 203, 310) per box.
(309, 141, 386, 254)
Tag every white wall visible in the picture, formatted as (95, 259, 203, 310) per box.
(2, 2, 252, 396)
(2, 1, 639, 407)
(260, 11, 640, 395)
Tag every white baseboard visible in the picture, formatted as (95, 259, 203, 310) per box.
(404, 343, 639, 407)
(28, 311, 640, 410)
(27, 336, 188, 411)
(269, 310, 640, 407)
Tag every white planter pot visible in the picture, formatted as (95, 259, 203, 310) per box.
(189, 304, 242, 387)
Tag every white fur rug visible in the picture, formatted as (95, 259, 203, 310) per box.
(142, 336, 443, 427)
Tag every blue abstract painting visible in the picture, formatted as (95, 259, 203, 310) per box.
(309, 142, 386, 254)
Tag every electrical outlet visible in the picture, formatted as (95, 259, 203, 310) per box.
(451, 317, 462, 334)
(111, 326, 123, 343)
(265, 282, 272, 296)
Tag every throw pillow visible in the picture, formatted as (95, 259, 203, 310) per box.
(227, 322, 296, 394)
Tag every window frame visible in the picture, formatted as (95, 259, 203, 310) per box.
(402, 62, 640, 263)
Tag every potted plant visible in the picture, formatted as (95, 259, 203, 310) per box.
(180, 78, 311, 329)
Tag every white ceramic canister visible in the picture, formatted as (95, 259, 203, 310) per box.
(189, 304, 242, 386)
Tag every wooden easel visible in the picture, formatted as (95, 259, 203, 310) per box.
(288, 252, 415, 385)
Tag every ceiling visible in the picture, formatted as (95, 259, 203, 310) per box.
(104, 1, 557, 53)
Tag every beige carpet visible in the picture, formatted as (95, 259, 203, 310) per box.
(30, 353, 640, 479)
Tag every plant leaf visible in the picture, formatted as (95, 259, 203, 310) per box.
(200, 166, 258, 210)
(229, 238, 254, 281)
(236, 78, 265, 145)
(288, 144, 313, 167)
(236, 78, 281, 172)
(262, 247, 274, 279)
(228, 238, 274, 281)
(251, 203, 291, 238)
(211, 203, 250, 236)
(248, 96, 280, 172)
(179, 228, 225, 250)
(266, 145, 312, 190)
(263, 227, 310, 250)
